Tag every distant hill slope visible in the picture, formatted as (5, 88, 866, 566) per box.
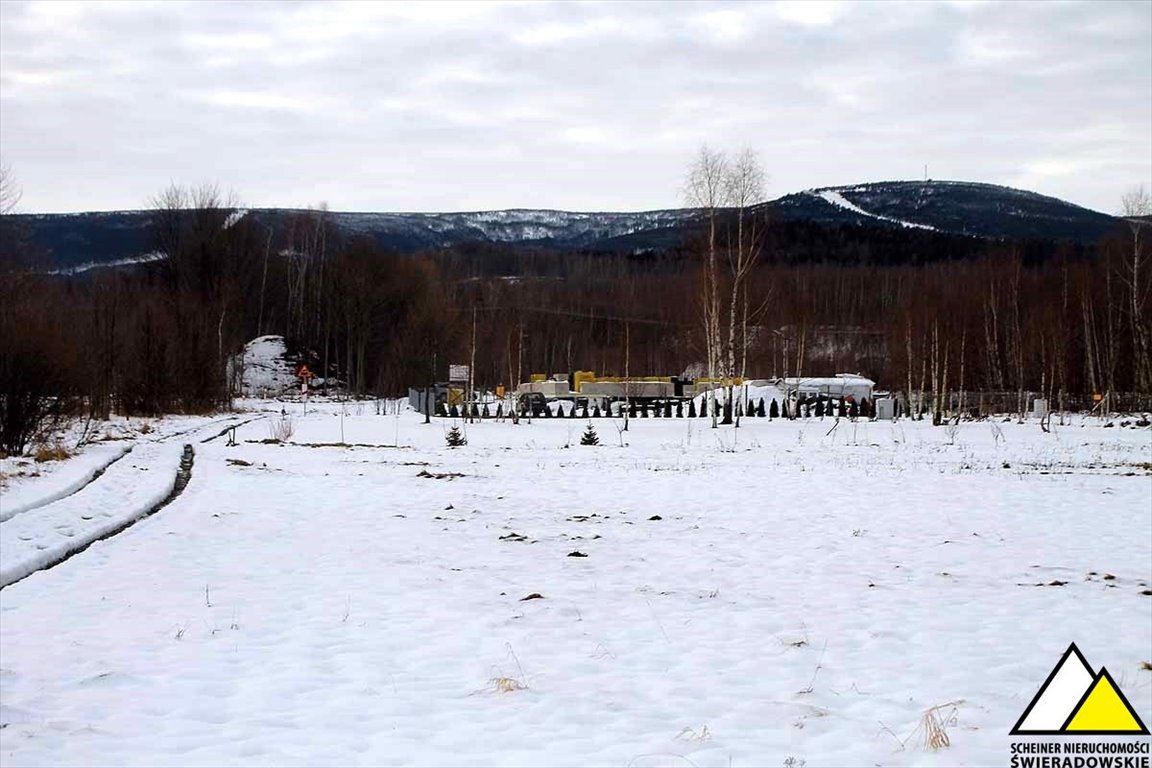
(2, 180, 1122, 271)
(771, 180, 1120, 242)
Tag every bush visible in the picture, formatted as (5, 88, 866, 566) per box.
(769, 399, 779, 418)
(33, 441, 71, 463)
(0, 343, 77, 456)
(688, 399, 697, 418)
(580, 423, 600, 445)
(268, 415, 294, 441)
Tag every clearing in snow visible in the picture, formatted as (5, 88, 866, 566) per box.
(0, 403, 1148, 767)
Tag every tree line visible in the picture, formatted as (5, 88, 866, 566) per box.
(1, 174, 1149, 454)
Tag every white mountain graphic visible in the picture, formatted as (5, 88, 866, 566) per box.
(1014, 644, 1095, 732)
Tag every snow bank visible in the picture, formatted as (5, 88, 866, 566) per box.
(0, 443, 185, 588)
(234, 335, 298, 397)
(0, 443, 132, 523)
(692, 381, 788, 408)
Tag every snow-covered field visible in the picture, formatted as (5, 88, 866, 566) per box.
(1, 403, 1149, 767)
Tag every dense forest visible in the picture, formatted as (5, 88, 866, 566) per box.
(1, 181, 1149, 454)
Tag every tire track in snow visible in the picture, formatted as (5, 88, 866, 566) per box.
(0, 445, 133, 523)
(1, 414, 245, 524)
(1, 413, 259, 588)
(0, 445, 195, 589)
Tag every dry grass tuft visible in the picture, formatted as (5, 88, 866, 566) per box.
(881, 700, 965, 753)
(484, 642, 531, 694)
(488, 676, 527, 693)
(267, 416, 294, 442)
(33, 442, 71, 463)
(674, 725, 710, 742)
(917, 700, 964, 750)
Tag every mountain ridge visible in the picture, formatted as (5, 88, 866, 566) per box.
(2, 180, 1125, 271)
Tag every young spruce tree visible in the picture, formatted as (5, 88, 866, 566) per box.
(445, 425, 467, 447)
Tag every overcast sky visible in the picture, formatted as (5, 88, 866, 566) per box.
(1, 0, 1149, 214)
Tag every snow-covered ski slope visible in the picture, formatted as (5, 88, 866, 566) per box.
(809, 189, 937, 231)
(779, 180, 1120, 241)
(45, 251, 167, 276)
(0, 404, 1148, 767)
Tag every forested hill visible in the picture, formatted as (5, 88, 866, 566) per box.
(771, 181, 1120, 243)
(2, 180, 1123, 272)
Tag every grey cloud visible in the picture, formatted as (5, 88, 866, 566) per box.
(1, 0, 1148, 214)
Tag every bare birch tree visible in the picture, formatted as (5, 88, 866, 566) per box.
(722, 148, 767, 425)
(0, 161, 21, 215)
(1120, 185, 1151, 393)
(684, 146, 728, 428)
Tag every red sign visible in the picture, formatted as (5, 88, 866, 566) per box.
(296, 364, 314, 379)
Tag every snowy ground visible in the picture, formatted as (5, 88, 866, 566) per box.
(1, 403, 1149, 767)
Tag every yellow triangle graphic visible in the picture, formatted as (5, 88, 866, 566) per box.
(1064, 669, 1149, 733)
